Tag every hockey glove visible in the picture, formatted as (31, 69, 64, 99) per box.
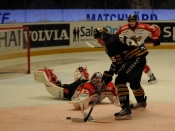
(102, 71, 113, 85)
(153, 39, 160, 46)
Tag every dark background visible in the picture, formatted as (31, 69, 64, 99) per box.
(0, 0, 174, 9)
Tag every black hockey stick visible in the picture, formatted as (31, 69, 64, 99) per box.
(80, 107, 93, 121)
(71, 81, 105, 123)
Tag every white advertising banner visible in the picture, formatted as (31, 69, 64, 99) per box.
(70, 21, 127, 47)
(0, 21, 175, 54)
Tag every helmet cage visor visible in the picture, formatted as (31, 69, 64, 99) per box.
(90, 72, 102, 91)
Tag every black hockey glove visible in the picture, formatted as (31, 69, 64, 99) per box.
(102, 71, 113, 85)
(153, 39, 160, 46)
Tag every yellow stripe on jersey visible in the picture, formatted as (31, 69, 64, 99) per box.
(124, 47, 148, 61)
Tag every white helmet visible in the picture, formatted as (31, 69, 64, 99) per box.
(90, 72, 103, 91)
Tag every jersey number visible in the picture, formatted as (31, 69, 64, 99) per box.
(140, 44, 146, 51)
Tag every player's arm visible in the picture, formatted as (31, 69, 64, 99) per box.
(116, 28, 122, 34)
(102, 56, 122, 85)
(146, 24, 160, 46)
(116, 24, 128, 35)
(56, 66, 89, 99)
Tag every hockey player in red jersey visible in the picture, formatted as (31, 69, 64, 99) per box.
(70, 72, 121, 109)
(116, 14, 160, 84)
(34, 66, 122, 108)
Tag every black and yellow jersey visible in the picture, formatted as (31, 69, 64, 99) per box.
(105, 34, 149, 73)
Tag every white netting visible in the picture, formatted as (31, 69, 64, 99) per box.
(0, 26, 30, 74)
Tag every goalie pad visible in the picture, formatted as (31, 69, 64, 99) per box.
(74, 66, 89, 81)
(34, 68, 64, 99)
(70, 88, 90, 109)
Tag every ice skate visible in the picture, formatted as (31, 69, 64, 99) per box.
(148, 74, 157, 84)
(114, 106, 132, 120)
(130, 96, 147, 109)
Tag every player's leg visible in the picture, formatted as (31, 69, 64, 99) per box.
(61, 79, 88, 100)
(143, 64, 157, 84)
(129, 71, 147, 109)
(128, 57, 147, 109)
(114, 75, 132, 120)
(34, 68, 64, 99)
(57, 66, 89, 99)
(114, 57, 147, 119)
(113, 57, 144, 120)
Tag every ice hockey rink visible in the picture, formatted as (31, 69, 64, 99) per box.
(0, 49, 175, 131)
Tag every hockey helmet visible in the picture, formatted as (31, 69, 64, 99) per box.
(90, 72, 103, 91)
(128, 14, 138, 22)
(93, 27, 109, 40)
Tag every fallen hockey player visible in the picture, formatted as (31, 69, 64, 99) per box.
(69, 71, 121, 109)
(35, 66, 135, 110)
(34, 66, 126, 107)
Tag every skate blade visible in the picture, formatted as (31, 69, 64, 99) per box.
(148, 80, 157, 84)
(115, 114, 132, 120)
(130, 106, 146, 109)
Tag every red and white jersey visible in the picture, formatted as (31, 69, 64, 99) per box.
(70, 81, 119, 109)
(80, 81, 118, 103)
(116, 22, 159, 44)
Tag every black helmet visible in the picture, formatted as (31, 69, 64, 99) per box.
(93, 26, 109, 40)
(128, 14, 138, 22)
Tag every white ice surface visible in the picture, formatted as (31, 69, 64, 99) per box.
(0, 49, 175, 108)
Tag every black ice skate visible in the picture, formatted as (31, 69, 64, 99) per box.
(114, 106, 132, 120)
(130, 96, 147, 109)
(148, 74, 157, 84)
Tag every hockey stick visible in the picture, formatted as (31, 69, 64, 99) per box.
(80, 106, 93, 121)
(85, 41, 102, 48)
(71, 81, 105, 123)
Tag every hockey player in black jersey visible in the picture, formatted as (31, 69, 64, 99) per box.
(93, 26, 148, 120)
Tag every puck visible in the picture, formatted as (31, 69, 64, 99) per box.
(66, 117, 71, 120)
